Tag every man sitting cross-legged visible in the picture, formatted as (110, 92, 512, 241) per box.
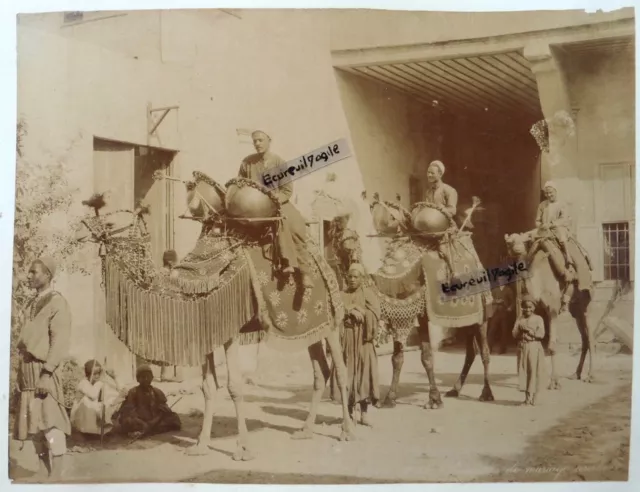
(113, 365, 181, 439)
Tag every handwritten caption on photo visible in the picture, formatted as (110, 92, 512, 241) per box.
(440, 260, 531, 302)
(260, 138, 351, 190)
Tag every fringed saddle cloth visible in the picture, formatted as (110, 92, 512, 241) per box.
(372, 233, 490, 340)
(103, 231, 344, 367)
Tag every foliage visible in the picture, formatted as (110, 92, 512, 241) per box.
(9, 117, 90, 412)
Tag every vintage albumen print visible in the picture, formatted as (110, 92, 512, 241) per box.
(8, 7, 635, 485)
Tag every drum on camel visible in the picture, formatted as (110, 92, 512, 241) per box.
(411, 203, 453, 234)
(186, 171, 226, 219)
(224, 177, 281, 232)
(370, 201, 410, 235)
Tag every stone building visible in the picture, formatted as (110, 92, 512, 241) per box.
(15, 8, 635, 376)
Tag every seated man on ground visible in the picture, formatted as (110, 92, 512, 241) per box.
(113, 365, 181, 439)
(70, 359, 127, 437)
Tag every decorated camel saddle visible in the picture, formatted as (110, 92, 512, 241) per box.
(81, 170, 344, 368)
(505, 229, 593, 295)
(370, 199, 491, 337)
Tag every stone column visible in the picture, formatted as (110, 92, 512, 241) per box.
(524, 40, 583, 236)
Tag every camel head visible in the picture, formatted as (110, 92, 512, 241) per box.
(504, 232, 529, 257)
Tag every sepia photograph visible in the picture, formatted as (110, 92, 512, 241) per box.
(5, 4, 636, 485)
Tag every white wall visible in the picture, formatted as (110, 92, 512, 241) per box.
(564, 48, 635, 282)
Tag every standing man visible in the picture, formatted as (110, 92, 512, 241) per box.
(330, 263, 381, 426)
(489, 283, 515, 354)
(14, 257, 72, 481)
(238, 130, 313, 289)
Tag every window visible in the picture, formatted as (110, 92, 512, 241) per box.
(93, 138, 176, 266)
(63, 12, 83, 23)
(603, 222, 630, 280)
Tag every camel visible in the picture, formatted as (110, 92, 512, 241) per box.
(328, 204, 495, 410)
(504, 231, 595, 387)
(77, 176, 356, 463)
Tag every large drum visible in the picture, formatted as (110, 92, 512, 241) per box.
(187, 171, 226, 219)
(370, 201, 410, 235)
(224, 177, 281, 231)
(411, 203, 453, 234)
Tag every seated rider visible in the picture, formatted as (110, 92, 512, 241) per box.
(536, 181, 574, 270)
(423, 160, 457, 275)
(238, 130, 314, 289)
(535, 181, 592, 313)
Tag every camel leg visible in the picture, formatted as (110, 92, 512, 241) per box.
(378, 340, 404, 408)
(417, 315, 443, 410)
(446, 329, 476, 397)
(325, 329, 356, 441)
(291, 341, 330, 440)
(186, 353, 217, 456)
(574, 300, 596, 383)
(225, 338, 254, 461)
(476, 322, 495, 402)
(547, 316, 561, 390)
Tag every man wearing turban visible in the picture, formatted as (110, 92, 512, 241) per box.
(424, 160, 459, 275)
(424, 160, 458, 217)
(14, 256, 72, 481)
(536, 181, 574, 270)
(238, 130, 314, 289)
(330, 263, 381, 426)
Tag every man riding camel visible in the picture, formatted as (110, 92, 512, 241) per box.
(424, 160, 458, 275)
(238, 130, 314, 289)
(534, 181, 593, 313)
(535, 181, 574, 270)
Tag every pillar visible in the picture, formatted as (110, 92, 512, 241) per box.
(524, 40, 583, 235)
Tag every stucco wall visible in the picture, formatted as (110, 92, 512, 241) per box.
(563, 47, 635, 282)
(334, 70, 442, 210)
(327, 8, 635, 51)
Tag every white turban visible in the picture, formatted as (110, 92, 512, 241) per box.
(348, 263, 365, 276)
(543, 181, 556, 191)
(429, 160, 445, 176)
(251, 129, 272, 140)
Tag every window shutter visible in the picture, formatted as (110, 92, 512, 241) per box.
(630, 219, 635, 282)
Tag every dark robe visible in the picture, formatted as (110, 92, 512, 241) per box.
(330, 284, 381, 407)
(114, 385, 181, 435)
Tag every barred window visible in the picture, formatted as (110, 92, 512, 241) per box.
(603, 222, 630, 280)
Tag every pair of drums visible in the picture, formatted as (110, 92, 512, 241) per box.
(371, 201, 452, 235)
(186, 172, 280, 230)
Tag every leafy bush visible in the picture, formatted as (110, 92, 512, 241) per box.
(9, 118, 90, 415)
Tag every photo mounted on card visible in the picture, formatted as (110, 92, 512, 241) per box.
(8, 6, 635, 486)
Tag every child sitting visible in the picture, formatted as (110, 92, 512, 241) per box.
(70, 360, 127, 436)
(512, 295, 548, 406)
(114, 365, 181, 438)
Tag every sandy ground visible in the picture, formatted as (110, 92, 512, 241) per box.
(8, 342, 632, 485)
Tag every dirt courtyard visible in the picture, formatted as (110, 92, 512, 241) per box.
(9, 345, 632, 484)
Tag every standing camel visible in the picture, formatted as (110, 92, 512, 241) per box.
(504, 231, 595, 387)
(328, 202, 495, 410)
(78, 174, 356, 462)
